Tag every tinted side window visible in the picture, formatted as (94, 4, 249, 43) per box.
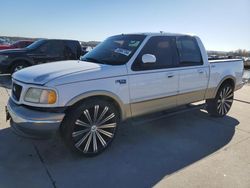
(25, 42, 32, 47)
(64, 41, 81, 59)
(16, 42, 22, 48)
(19, 42, 27, 48)
(39, 41, 64, 56)
(19, 42, 25, 47)
(132, 36, 178, 71)
(176, 36, 203, 66)
(64, 41, 76, 59)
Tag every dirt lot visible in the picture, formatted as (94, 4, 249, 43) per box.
(0, 75, 250, 188)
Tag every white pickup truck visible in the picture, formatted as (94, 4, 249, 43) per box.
(6, 33, 244, 156)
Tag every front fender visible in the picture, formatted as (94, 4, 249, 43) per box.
(11, 57, 33, 65)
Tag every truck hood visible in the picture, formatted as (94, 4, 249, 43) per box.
(13, 60, 106, 85)
(13, 60, 127, 86)
(0, 48, 27, 55)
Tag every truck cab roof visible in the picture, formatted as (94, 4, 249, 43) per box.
(120, 32, 196, 37)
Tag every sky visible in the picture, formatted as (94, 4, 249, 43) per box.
(0, 0, 249, 51)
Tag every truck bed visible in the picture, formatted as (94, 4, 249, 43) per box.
(207, 59, 244, 96)
(209, 59, 242, 64)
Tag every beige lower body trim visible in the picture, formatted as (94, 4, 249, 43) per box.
(122, 103, 132, 120)
(126, 83, 243, 120)
(177, 89, 206, 106)
(205, 87, 217, 99)
(130, 95, 176, 117)
(130, 89, 207, 118)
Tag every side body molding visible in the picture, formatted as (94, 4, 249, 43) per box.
(11, 57, 33, 65)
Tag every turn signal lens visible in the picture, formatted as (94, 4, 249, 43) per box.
(48, 90, 57, 104)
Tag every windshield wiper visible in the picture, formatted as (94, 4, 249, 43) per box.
(82, 57, 107, 64)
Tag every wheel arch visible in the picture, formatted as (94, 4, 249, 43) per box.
(65, 90, 131, 121)
(206, 76, 235, 117)
(12, 57, 34, 65)
(11, 58, 33, 66)
(214, 76, 236, 97)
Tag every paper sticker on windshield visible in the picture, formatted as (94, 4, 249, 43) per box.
(129, 41, 140, 47)
(114, 48, 132, 56)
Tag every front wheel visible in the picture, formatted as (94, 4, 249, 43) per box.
(61, 99, 120, 156)
(206, 83, 234, 117)
(10, 62, 28, 74)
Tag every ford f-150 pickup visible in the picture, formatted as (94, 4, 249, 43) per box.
(6, 33, 244, 156)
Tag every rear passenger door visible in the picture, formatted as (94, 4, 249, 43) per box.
(176, 36, 209, 105)
(129, 36, 179, 116)
(46, 41, 65, 62)
(63, 41, 81, 60)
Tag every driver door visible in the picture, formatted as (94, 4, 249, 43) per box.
(128, 36, 179, 117)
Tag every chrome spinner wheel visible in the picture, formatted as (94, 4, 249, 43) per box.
(217, 86, 234, 116)
(72, 104, 117, 155)
(206, 83, 234, 117)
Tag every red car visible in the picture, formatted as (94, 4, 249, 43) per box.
(0, 40, 34, 50)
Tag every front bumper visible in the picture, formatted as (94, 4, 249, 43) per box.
(6, 99, 65, 138)
(0, 63, 10, 74)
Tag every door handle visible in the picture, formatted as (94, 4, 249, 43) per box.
(166, 73, 175, 78)
(198, 70, 204, 74)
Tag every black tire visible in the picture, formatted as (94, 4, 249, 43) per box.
(10, 61, 29, 74)
(206, 83, 234, 117)
(61, 98, 120, 157)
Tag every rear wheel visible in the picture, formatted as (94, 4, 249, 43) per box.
(206, 83, 234, 117)
(61, 99, 120, 156)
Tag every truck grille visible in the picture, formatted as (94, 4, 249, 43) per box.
(12, 83, 22, 101)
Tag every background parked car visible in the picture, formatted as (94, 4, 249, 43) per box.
(0, 39, 82, 74)
(0, 38, 10, 45)
(0, 40, 34, 50)
(244, 57, 250, 67)
(81, 46, 93, 55)
(0, 38, 10, 47)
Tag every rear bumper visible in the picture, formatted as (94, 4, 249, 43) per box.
(6, 99, 65, 138)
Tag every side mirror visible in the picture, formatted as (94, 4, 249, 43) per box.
(142, 54, 156, 64)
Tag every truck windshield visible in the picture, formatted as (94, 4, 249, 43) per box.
(26, 39, 45, 49)
(81, 35, 146, 65)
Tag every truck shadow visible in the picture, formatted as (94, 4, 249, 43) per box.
(0, 74, 11, 89)
(0, 109, 239, 188)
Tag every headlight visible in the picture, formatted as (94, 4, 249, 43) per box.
(0, 55, 8, 62)
(24, 88, 57, 104)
